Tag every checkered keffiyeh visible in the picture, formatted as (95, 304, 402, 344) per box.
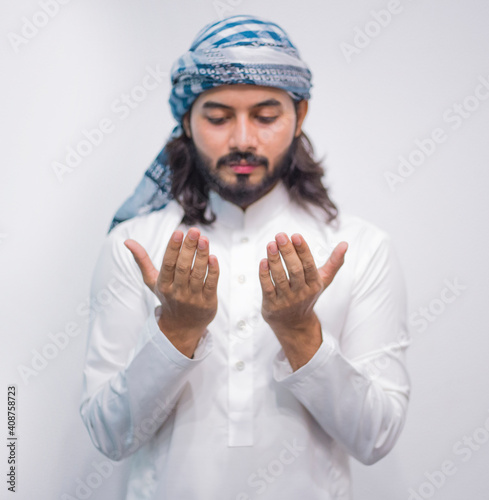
(109, 14, 313, 232)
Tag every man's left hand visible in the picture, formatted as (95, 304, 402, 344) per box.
(258, 232, 348, 370)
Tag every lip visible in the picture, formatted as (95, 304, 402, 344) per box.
(230, 165, 260, 174)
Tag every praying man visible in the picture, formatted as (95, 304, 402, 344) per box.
(80, 14, 411, 500)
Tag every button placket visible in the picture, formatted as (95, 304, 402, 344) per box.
(228, 230, 254, 447)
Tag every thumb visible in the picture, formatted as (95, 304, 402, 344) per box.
(318, 241, 348, 289)
(124, 239, 159, 290)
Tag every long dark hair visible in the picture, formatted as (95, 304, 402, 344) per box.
(165, 102, 339, 226)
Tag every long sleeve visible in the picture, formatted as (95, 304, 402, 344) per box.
(79, 220, 213, 461)
(273, 230, 410, 466)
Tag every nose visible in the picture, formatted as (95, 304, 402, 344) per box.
(228, 114, 258, 151)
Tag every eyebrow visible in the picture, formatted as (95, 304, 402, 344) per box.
(201, 98, 283, 111)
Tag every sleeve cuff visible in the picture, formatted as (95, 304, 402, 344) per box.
(272, 329, 337, 385)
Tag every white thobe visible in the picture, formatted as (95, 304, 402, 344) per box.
(80, 180, 410, 499)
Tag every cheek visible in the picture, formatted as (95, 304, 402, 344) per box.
(259, 119, 296, 161)
(192, 122, 227, 159)
(258, 115, 296, 148)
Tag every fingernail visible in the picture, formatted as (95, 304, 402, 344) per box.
(268, 242, 279, 255)
(260, 259, 269, 270)
(291, 234, 302, 246)
(198, 238, 206, 250)
(276, 233, 287, 246)
(189, 230, 199, 240)
(173, 231, 183, 242)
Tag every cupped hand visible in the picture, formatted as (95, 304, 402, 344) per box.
(124, 228, 219, 357)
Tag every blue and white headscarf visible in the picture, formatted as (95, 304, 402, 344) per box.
(109, 14, 313, 232)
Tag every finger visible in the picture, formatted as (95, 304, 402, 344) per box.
(189, 236, 209, 293)
(290, 233, 321, 286)
(173, 228, 200, 290)
(266, 241, 290, 294)
(158, 230, 184, 287)
(275, 232, 305, 290)
(124, 239, 159, 290)
(318, 241, 349, 289)
(203, 254, 220, 300)
(258, 258, 276, 299)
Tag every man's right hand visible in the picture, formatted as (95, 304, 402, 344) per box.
(124, 228, 219, 358)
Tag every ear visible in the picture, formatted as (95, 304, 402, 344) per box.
(294, 100, 308, 138)
(182, 112, 191, 138)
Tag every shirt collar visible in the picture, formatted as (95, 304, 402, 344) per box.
(208, 180, 292, 231)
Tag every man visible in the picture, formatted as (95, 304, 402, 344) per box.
(80, 14, 410, 500)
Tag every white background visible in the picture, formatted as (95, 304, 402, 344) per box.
(1, 0, 489, 499)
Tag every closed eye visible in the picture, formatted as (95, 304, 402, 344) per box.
(206, 116, 279, 125)
(257, 116, 278, 124)
(207, 117, 227, 125)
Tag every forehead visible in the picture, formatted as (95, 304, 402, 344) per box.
(192, 84, 293, 110)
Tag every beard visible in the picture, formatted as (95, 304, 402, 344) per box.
(189, 139, 296, 209)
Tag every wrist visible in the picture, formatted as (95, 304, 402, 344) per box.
(269, 313, 320, 337)
(157, 316, 205, 358)
(270, 315, 322, 372)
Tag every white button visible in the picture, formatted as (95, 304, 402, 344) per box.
(241, 236, 249, 243)
(238, 274, 246, 284)
(237, 320, 246, 330)
(235, 361, 245, 371)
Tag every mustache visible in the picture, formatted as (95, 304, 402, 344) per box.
(217, 152, 268, 169)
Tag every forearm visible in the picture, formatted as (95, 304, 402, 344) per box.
(81, 309, 212, 460)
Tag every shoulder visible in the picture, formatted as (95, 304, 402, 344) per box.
(107, 200, 184, 246)
(97, 201, 185, 278)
